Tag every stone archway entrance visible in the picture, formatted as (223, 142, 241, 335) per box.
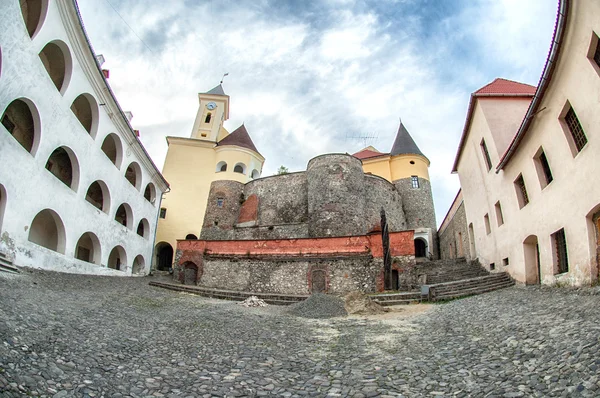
(414, 238, 427, 258)
(155, 242, 173, 271)
(311, 269, 326, 293)
(523, 235, 540, 284)
(182, 262, 199, 285)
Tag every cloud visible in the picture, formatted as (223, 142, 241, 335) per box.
(78, 0, 558, 227)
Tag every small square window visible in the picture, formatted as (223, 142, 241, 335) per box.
(514, 174, 529, 209)
(490, 263, 495, 271)
(484, 214, 491, 235)
(480, 139, 492, 171)
(216, 198, 224, 208)
(495, 201, 504, 226)
(159, 208, 167, 219)
(411, 176, 419, 189)
(552, 228, 569, 274)
(502, 258, 509, 267)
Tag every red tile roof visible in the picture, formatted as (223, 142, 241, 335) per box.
(352, 149, 387, 160)
(474, 78, 536, 96)
(217, 124, 261, 156)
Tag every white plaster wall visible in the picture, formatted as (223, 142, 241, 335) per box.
(0, 0, 167, 275)
(457, 0, 600, 286)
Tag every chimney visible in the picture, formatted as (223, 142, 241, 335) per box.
(134, 130, 140, 137)
(102, 69, 110, 79)
(96, 54, 106, 67)
(124, 111, 134, 122)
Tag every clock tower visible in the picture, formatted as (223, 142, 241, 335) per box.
(190, 84, 230, 141)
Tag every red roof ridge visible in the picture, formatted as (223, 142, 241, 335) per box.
(474, 77, 536, 96)
(352, 148, 388, 160)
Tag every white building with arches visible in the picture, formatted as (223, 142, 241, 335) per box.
(0, 0, 169, 275)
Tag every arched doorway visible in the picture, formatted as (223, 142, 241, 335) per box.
(28, 209, 66, 253)
(311, 269, 327, 293)
(2, 98, 41, 154)
(20, 0, 48, 39)
(85, 180, 110, 213)
(0, 184, 6, 233)
(45, 146, 79, 191)
(155, 242, 173, 271)
(74, 232, 101, 265)
(468, 223, 476, 260)
(101, 133, 122, 168)
(523, 235, 540, 284)
(39, 40, 72, 94)
(414, 238, 427, 258)
(132, 255, 145, 275)
(108, 246, 126, 271)
(182, 261, 199, 285)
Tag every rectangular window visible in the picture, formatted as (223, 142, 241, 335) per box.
(564, 107, 588, 153)
(484, 214, 491, 235)
(552, 228, 569, 274)
(159, 208, 167, 219)
(411, 176, 419, 189)
(480, 139, 492, 171)
(514, 174, 529, 209)
(216, 198, 224, 208)
(534, 148, 553, 189)
(588, 32, 600, 70)
(594, 35, 600, 68)
(490, 263, 495, 271)
(502, 258, 509, 267)
(495, 201, 504, 226)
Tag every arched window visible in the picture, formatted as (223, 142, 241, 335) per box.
(75, 232, 101, 265)
(114, 203, 133, 229)
(20, 0, 48, 39)
(144, 183, 156, 204)
(132, 255, 145, 275)
(70, 93, 98, 137)
(85, 180, 110, 214)
(185, 234, 197, 240)
(28, 209, 66, 254)
(205, 113, 212, 123)
(125, 162, 141, 190)
(45, 146, 80, 191)
(1, 98, 41, 155)
(233, 163, 246, 174)
(101, 133, 123, 168)
(108, 246, 127, 271)
(136, 218, 149, 239)
(39, 40, 72, 94)
(0, 184, 7, 233)
(251, 169, 260, 179)
(216, 161, 227, 172)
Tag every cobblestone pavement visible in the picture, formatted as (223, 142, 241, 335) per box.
(1, 269, 599, 398)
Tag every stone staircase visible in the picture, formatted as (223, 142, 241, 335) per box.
(426, 272, 515, 301)
(149, 281, 308, 305)
(416, 258, 489, 284)
(0, 252, 19, 274)
(370, 291, 422, 306)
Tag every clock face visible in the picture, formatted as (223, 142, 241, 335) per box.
(206, 102, 217, 110)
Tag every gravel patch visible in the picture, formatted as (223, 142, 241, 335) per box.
(1, 269, 599, 397)
(286, 293, 348, 319)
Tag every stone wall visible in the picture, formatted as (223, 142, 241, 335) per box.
(364, 175, 406, 233)
(439, 201, 470, 260)
(200, 180, 244, 240)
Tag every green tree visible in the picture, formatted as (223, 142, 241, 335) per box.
(276, 165, 289, 175)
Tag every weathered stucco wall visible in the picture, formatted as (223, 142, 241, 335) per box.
(439, 201, 470, 260)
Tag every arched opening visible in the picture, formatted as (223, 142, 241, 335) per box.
(185, 234, 197, 240)
(108, 246, 127, 271)
(391, 269, 399, 291)
(45, 146, 79, 191)
(70, 93, 98, 137)
(311, 269, 327, 293)
(114, 203, 133, 229)
(132, 255, 145, 275)
(523, 235, 540, 285)
(100, 133, 123, 168)
(204, 113, 212, 123)
(216, 161, 227, 172)
(0, 184, 7, 233)
(1, 98, 41, 154)
(20, 0, 48, 39)
(136, 218, 149, 239)
(585, 205, 600, 283)
(251, 169, 260, 179)
(234, 163, 246, 174)
(75, 232, 101, 265)
(468, 223, 476, 260)
(182, 261, 199, 285)
(39, 40, 72, 94)
(28, 209, 66, 254)
(125, 162, 141, 190)
(85, 180, 110, 214)
(414, 238, 427, 258)
(155, 242, 173, 271)
(143, 183, 156, 204)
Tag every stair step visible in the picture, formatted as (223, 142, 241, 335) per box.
(431, 281, 515, 301)
(0, 257, 19, 273)
(376, 299, 421, 306)
(430, 275, 511, 292)
(369, 291, 421, 301)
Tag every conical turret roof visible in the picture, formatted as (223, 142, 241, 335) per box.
(217, 124, 261, 156)
(390, 123, 425, 158)
(204, 84, 226, 96)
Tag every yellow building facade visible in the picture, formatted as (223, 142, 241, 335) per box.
(154, 85, 264, 270)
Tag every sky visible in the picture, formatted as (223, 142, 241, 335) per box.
(77, 0, 558, 227)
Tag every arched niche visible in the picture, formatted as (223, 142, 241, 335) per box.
(132, 255, 145, 275)
(216, 161, 227, 172)
(1, 98, 41, 155)
(100, 133, 123, 168)
(114, 203, 133, 229)
(20, 0, 49, 39)
(85, 180, 110, 214)
(75, 232, 101, 265)
(251, 169, 260, 179)
(136, 218, 149, 239)
(143, 183, 156, 204)
(70, 93, 99, 138)
(28, 208, 66, 254)
(38, 40, 72, 95)
(125, 162, 142, 191)
(233, 163, 246, 174)
(107, 246, 127, 271)
(45, 146, 80, 191)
